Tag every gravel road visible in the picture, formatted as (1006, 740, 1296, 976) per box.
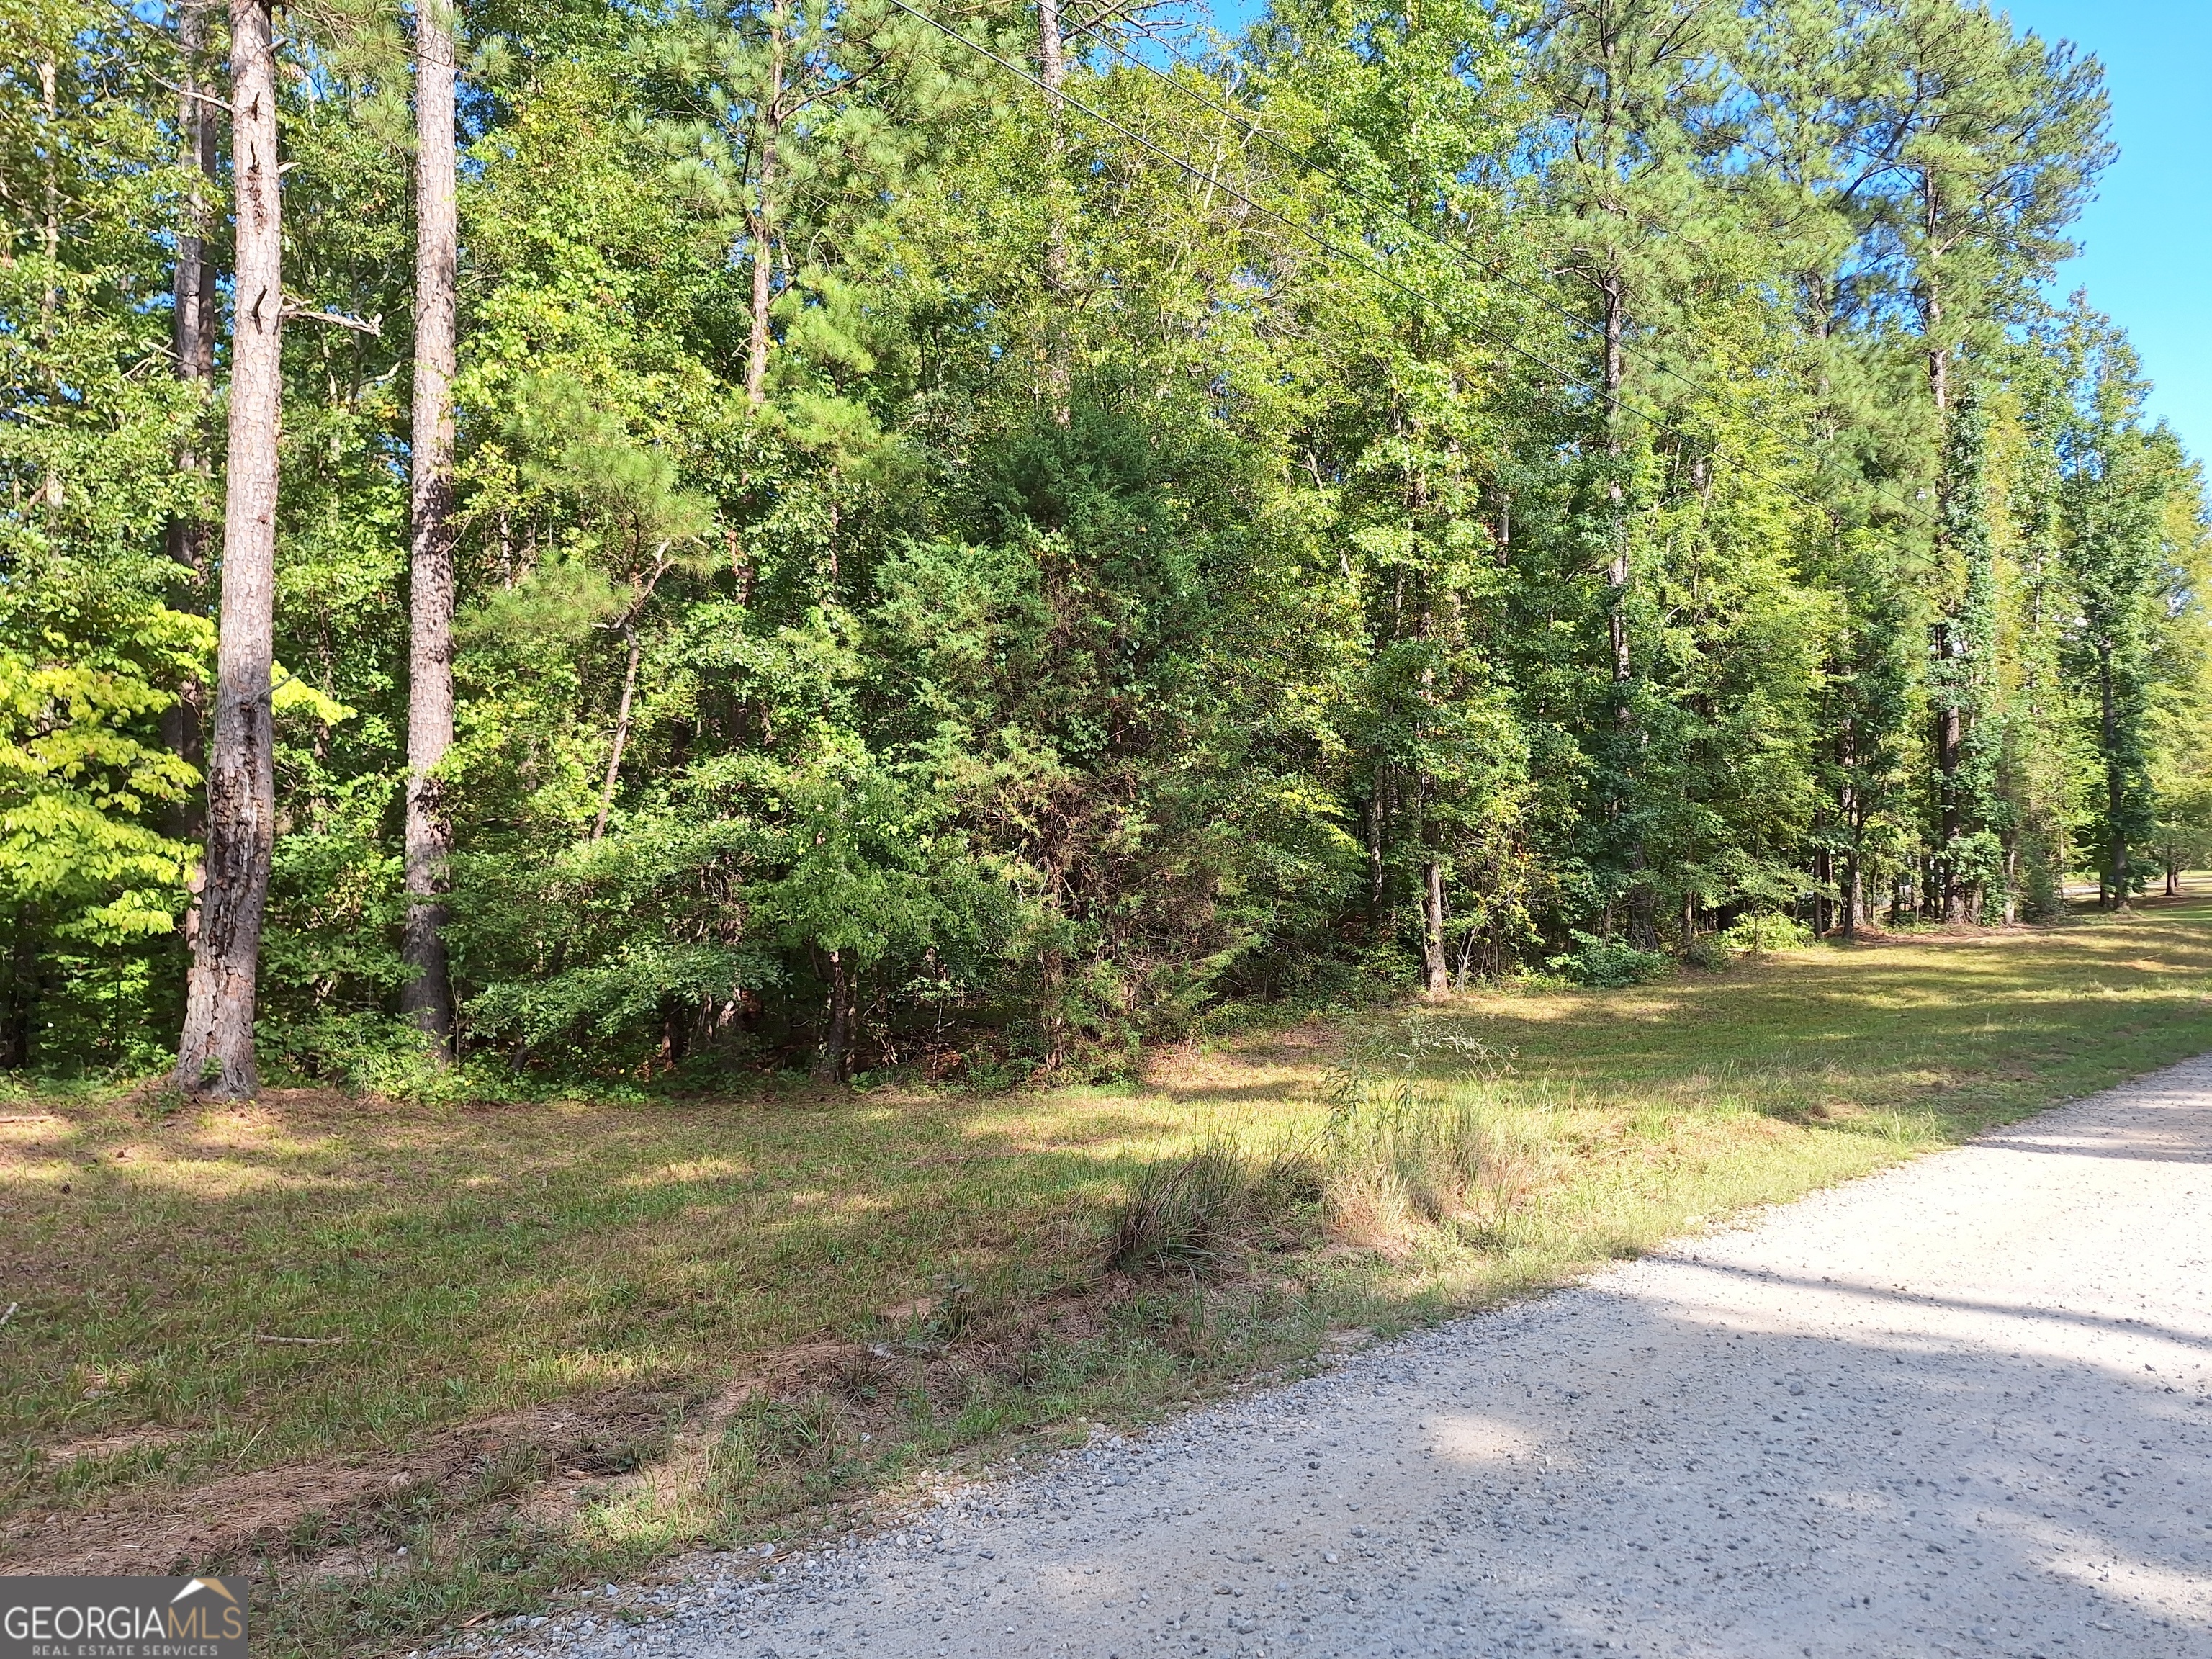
(498, 1056, 2212, 1659)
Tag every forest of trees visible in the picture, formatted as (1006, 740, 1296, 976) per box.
(5, 0, 2210, 1092)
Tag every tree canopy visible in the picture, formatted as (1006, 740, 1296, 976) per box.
(3, 0, 2206, 1086)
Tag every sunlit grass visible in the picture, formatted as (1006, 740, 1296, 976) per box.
(6, 893, 2212, 1654)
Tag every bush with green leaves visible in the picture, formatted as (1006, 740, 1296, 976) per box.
(1545, 932, 1674, 989)
(1681, 933, 1732, 971)
(1718, 913, 1814, 955)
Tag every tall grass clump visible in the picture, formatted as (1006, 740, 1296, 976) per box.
(1320, 1014, 1549, 1247)
(1102, 1016, 1557, 1270)
(1104, 1143, 1257, 1272)
(1323, 1093, 1556, 1246)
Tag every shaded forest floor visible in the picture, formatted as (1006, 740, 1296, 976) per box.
(7, 892, 2212, 1655)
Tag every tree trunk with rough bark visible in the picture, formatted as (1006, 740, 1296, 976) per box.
(174, 0, 281, 1099)
(1037, 0, 1064, 93)
(1931, 616, 1966, 921)
(815, 948, 852, 1081)
(402, 0, 459, 1046)
(744, 30, 783, 413)
(1601, 272, 1632, 702)
(1037, 0, 1071, 421)
(2101, 644, 2126, 910)
(1599, 267, 1655, 948)
(1365, 768, 1388, 917)
(38, 58, 59, 365)
(1420, 858, 1449, 994)
(1838, 715, 1861, 938)
(163, 0, 218, 944)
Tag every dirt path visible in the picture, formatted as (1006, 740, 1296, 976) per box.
(505, 1056, 2212, 1659)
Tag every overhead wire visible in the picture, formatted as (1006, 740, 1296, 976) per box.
(881, 0, 1939, 532)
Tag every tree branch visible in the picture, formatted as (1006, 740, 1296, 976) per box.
(282, 301, 382, 336)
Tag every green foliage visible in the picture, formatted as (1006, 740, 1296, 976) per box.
(0, 613, 200, 946)
(1681, 932, 1731, 971)
(1718, 912, 1814, 955)
(1545, 932, 1675, 989)
(4, 0, 2206, 1083)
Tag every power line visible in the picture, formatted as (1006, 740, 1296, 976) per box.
(883, 0, 1936, 533)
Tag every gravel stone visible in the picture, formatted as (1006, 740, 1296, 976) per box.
(497, 1054, 2212, 1658)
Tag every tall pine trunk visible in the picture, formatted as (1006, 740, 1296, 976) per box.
(1933, 618, 1964, 919)
(1838, 716, 1861, 940)
(402, 0, 459, 1047)
(1920, 203, 1963, 922)
(1599, 268, 1655, 949)
(1601, 273, 1632, 701)
(2100, 644, 2126, 910)
(1036, 0, 1064, 96)
(1920, 222, 2001, 925)
(38, 59, 59, 372)
(744, 25, 784, 413)
(174, 0, 281, 1098)
(1036, 0, 1071, 422)
(163, 0, 218, 944)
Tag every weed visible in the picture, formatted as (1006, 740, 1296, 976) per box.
(1861, 1109, 1934, 1148)
(1323, 1011, 1516, 1116)
(751, 1395, 842, 1467)
(1323, 1094, 1555, 1241)
(123, 1077, 189, 1123)
(567, 1426, 670, 1478)
(469, 1443, 554, 1505)
(1105, 1145, 1253, 1272)
(283, 1509, 331, 1557)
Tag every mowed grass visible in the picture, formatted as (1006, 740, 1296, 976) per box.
(6, 895, 2212, 1653)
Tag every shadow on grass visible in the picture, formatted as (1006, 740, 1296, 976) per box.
(4, 900, 2212, 1640)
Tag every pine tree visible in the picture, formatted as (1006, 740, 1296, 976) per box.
(175, 0, 284, 1096)
(2056, 314, 2163, 909)
(161, 0, 217, 912)
(401, 0, 460, 1048)
(1526, 0, 1733, 947)
(1927, 381, 2003, 919)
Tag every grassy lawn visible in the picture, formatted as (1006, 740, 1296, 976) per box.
(6, 896, 2212, 1654)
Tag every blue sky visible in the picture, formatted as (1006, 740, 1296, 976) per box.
(1192, 1, 2208, 460)
(2003, 1, 2211, 460)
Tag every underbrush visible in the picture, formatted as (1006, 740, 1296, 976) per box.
(1545, 930, 1673, 987)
